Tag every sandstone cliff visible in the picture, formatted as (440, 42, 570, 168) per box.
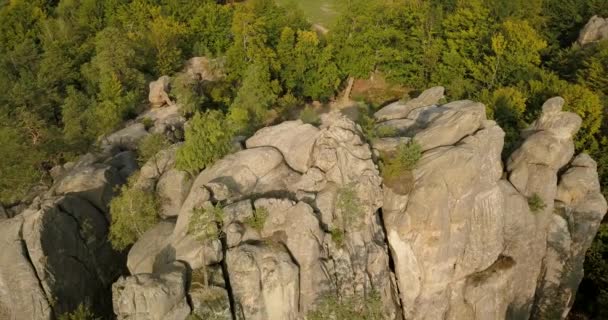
(0, 87, 605, 320)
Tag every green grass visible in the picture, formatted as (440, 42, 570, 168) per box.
(275, 0, 341, 27)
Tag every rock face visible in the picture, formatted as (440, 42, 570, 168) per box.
(375, 92, 607, 320)
(113, 262, 190, 320)
(0, 150, 127, 319)
(374, 86, 444, 121)
(577, 15, 608, 46)
(2, 84, 605, 320)
(184, 57, 225, 81)
(149, 75, 173, 108)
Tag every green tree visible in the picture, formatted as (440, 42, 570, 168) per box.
(176, 110, 234, 174)
(109, 175, 160, 251)
(188, 1, 234, 57)
(479, 87, 527, 157)
(0, 124, 43, 205)
(228, 61, 279, 133)
(84, 27, 146, 135)
(483, 19, 547, 88)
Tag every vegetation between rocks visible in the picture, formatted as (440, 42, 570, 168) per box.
(307, 292, 383, 320)
(528, 193, 547, 213)
(244, 207, 269, 232)
(188, 204, 224, 242)
(58, 303, 98, 320)
(137, 133, 171, 165)
(381, 140, 422, 194)
(109, 175, 160, 250)
(176, 110, 234, 174)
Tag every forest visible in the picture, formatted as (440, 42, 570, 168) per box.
(0, 0, 607, 318)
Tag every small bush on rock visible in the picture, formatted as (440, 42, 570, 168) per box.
(176, 110, 234, 174)
(381, 140, 422, 194)
(137, 133, 170, 165)
(330, 228, 345, 248)
(58, 303, 98, 320)
(336, 184, 363, 227)
(299, 106, 320, 126)
(244, 207, 269, 232)
(109, 175, 160, 250)
(528, 193, 547, 213)
(188, 204, 224, 241)
(307, 292, 383, 320)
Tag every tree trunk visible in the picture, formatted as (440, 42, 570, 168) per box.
(342, 76, 355, 103)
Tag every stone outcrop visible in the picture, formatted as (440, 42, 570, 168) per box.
(2, 79, 605, 320)
(577, 15, 608, 46)
(113, 262, 191, 320)
(149, 75, 173, 108)
(374, 91, 606, 320)
(0, 149, 128, 319)
(184, 57, 225, 81)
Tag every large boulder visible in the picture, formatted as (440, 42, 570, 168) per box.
(245, 120, 320, 173)
(227, 243, 299, 320)
(413, 100, 486, 151)
(383, 118, 505, 319)
(100, 123, 150, 151)
(184, 57, 225, 81)
(112, 262, 190, 320)
(19, 195, 124, 317)
(53, 163, 122, 213)
(138, 104, 186, 136)
(149, 75, 173, 108)
(0, 216, 52, 320)
(157, 169, 192, 218)
(127, 221, 176, 275)
(577, 15, 608, 46)
(374, 86, 444, 121)
(256, 199, 327, 313)
(532, 154, 608, 318)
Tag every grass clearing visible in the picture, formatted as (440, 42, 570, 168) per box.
(275, 0, 341, 27)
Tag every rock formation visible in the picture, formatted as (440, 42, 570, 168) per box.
(577, 15, 608, 46)
(0, 85, 605, 320)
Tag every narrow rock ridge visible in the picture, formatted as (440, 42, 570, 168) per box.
(0, 87, 605, 320)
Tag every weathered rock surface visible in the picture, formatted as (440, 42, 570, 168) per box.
(184, 57, 225, 81)
(149, 75, 173, 108)
(4, 83, 605, 320)
(577, 15, 608, 46)
(0, 146, 132, 319)
(374, 86, 444, 121)
(53, 163, 123, 213)
(245, 120, 320, 173)
(0, 216, 52, 320)
(227, 243, 299, 320)
(113, 262, 190, 320)
(102, 122, 150, 152)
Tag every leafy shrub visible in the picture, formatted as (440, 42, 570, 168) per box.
(299, 106, 320, 126)
(336, 184, 363, 227)
(109, 175, 160, 250)
(176, 110, 234, 174)
(381, 140, 422, 194)
(527, 193, 546, 213)
(137, 133, 170, 165)
(188, 204, 224, 241)
(356, 105, 396, 139)
(330, 228, 345, 248)
(141, 117, 155, 130)
(58, 303, 98, 320)
(172, 73, 206, 116)
(244, 207, 269, 232)
(375, 125, 397, 138)
(307, 292, 383, 320)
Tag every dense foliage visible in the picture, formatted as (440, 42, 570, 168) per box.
(0, 0, 607, 316)
(108, 175, 160, 250)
